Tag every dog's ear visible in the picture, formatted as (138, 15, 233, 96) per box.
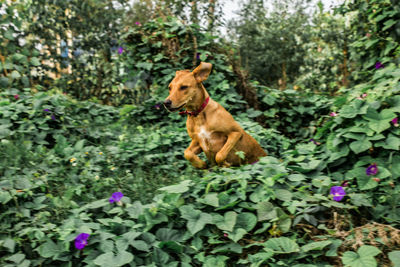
(192, 62, 212, 83)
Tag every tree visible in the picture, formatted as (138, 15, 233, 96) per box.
(230, 0, 312, 88)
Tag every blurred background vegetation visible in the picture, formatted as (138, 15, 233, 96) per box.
(1, 0, 400, 266)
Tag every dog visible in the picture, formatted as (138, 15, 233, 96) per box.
(163, 62, 267, 168)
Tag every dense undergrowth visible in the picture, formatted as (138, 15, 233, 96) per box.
(1, 0, 400, 266)
(1, 72, 400, 266)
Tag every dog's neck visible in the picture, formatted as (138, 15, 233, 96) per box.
(185, 83, 210, 112)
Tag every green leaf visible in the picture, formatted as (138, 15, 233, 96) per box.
(6, 253, 26, 264)
(358, 245, 381, 258)
(179, 205, 212, 235)
(383, 19, 397, 31)
(349, 139, 372, 154)
(30, 57, 41, 66)
(301, 240, 331, 252)
(4, 30, 14, 40)
(391, 156, 400, 178)
(325, 239, 343, 257)
(227, 228, 247, 243)
(2, 238, 15, 252)
(0, 191, 12, 204)
(263, 237, 300, 254)
(235, 212, 257, 232)
(350, 194, 372, 207)
(256, 201, 277, 222)
(340, 101, 367, 118)
(213, 211, 237, 232)
(94, 251, 134, 267)
(198, 193, 219, 207)
(203, 255, 229, 267)
(159, 180, 192, 194)
(363, 108, 396, 133)
(159, 241, 183, 253)
(275, 189, 292, 202)
(136, 62, 153, 71)
(375, 134, 400, 150)
(342, 246, 381, 267)
(36, 240, 64, 258)
(388, 251, 400, 267)
(130, 240, 150, 252)
(11, 70, 21, 79)
(211, 243, 243, 254)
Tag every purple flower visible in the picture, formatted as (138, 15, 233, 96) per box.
(43, 109, 50, 112)
(51, 114, 56, 121)
(154, 103, 161, 110)
(392, 117, 399, 127)
(14, 94, 19, 100)
(135, 21, 142, 26)
(309, 139, 321, 145)
(330, 186, 346, 201)
(375, 62, 384, 69)
(74, 233, 90, 250)
(118, 47, 124, 55)
(196, 53, 200, 60)
(366, 163, 378, 176)
(109, 192, 124, 203)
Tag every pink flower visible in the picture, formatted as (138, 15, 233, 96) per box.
(135, 22, 142, 26)
(14, 94, 19, 100)
(329, 112, 338, 117)
(357, 93, 367, 100)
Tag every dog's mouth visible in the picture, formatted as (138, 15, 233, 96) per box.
(164, 102, 186, 112)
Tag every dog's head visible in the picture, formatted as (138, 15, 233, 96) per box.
(163, 62, 212, 112)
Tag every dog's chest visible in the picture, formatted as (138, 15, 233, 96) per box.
(197, 126, 212, 148)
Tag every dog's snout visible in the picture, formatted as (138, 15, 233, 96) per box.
(163, 99, 172, 108)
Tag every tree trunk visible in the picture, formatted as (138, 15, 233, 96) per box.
(279, 62, 287, 90)
(191, 1, 199, 24)
(227, 49, 265, 124)
(208, 0, 215, 32)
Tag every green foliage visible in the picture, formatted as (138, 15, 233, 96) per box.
(338, 0, 400, 80)
(232, 0, 311, 86)
(255, 86, 333, 139)
(0, 2, 42, 89)
(120, 16, 243, 110)
(342, 246, 381, 267)
(1, 0, 400, 266)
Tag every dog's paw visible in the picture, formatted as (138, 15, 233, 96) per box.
(194, 160, 207, 169)
(215, 152, 226, 165)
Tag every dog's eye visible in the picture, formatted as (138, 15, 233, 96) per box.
(180, 85, 188, 90)
(168, 86, 171, 91)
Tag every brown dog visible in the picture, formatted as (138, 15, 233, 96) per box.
(163, 62, 267, 168)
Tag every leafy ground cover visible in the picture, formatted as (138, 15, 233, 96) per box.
(1, 73, 400, 266)
(1, 0, 400, 266)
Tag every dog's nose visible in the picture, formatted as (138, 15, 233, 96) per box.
(163, 99, 172, 108)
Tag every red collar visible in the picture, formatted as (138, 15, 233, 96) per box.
(179, 97, 210, 117)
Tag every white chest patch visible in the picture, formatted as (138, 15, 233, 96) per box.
(198, 127, 211, 148)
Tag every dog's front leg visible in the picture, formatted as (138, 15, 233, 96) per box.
(215, 131, 242, 166)
(184, 140, 207, 169)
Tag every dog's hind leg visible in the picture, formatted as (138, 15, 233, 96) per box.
(184, 140, 207, 169)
